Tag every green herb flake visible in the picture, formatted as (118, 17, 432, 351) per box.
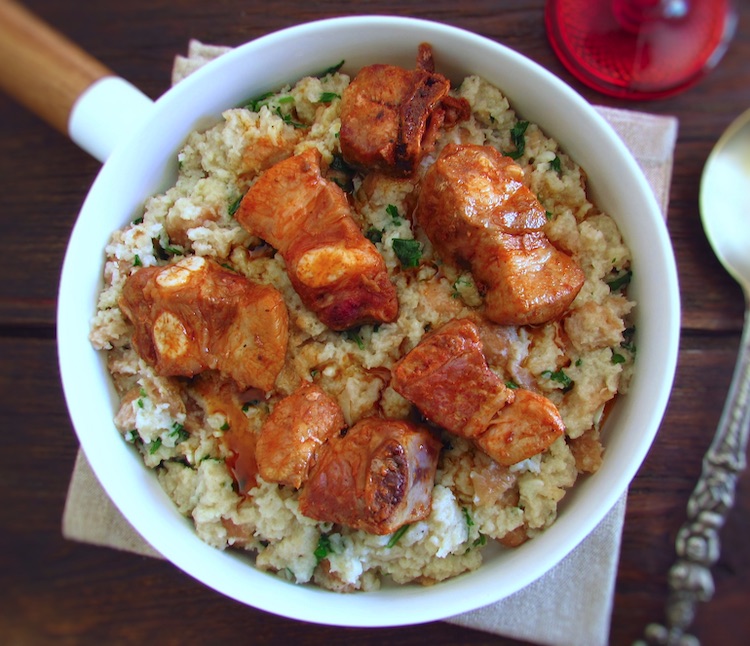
(137, 398, 144, 409)
(505, 120, 529, 159)
(219, 422, 230, 431)
(550, 155, 562, 173)
(505, 380, 520, 390)
(462, 507, 475, 528)
(132, 216, 144, 225)
(163, 244, 184, 256)
(451, 276, 471, 299)
(314, 534, 333, 564)
(365, 227, 383, 244)
(169, 422, 189, 443)
(392, 238, 422, 268)
(244, 91, 274, 112)
(133, 254, 142, 267)
(472, 534, 487, 548)
(318, 92, 340, 103)
(607, 270, 632, 291)
(274, 106, 307, 129)
(124, 429, 138, 443)
(149, 437, 162, 455)
(386, 524, 410, 548)
(611, 352, 626, 365)
(277, 95, 295, 104)
(316, 59, 345, 78)
(346, 329, 365, 350)
(541, 368, 574, 392)
(386, 204, 402, 224)
(228, 195, 244, 217)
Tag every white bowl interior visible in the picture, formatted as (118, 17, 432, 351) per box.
(57, 16, 680, 627)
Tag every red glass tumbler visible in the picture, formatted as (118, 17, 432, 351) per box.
(545, 0, 737, 99)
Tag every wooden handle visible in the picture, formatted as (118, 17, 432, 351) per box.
(0, 0, 113, 136)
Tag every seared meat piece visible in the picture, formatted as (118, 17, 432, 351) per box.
(391, 318, 514, 439)
(414, 143, 585, 325)
(119, 256, 288, 391)
(236, 148, 398, 330)
(340, 43, 470, 177)
(256, 382, 346, 489)
(298, 417, 441, 535)
(192, 372, 262, 494)
(392, 317, 564, 465)
(474, 388, 565, 466)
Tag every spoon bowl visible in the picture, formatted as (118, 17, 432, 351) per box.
(700, 107, 750, 295)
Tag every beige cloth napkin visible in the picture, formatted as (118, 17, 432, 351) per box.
(62, 40, 678, 646)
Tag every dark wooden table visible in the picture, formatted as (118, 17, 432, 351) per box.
(2, 1, 749, 644)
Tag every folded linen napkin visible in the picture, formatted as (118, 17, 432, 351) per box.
(62, 39, 678, 646)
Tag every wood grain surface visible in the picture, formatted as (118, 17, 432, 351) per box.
(1, 1, 749, 644)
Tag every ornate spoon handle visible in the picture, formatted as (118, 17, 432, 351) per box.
(639, 302, 750, 646)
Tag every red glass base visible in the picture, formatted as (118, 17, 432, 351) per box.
(546, 0, 737, 100)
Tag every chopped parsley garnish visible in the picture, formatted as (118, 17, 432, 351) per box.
(462, 507, 475, 528)
(365, 227, 383, 244)
(228, 195, 244, 217)
(472, 534, 487, 548)
(314, 534, 333, 564)
(319, 92, 340, 103)
(132, 216, 144, 225)
(244, 91, 274, 112)
(124, 429, 138, 443)
(346, 329, 365, 350)
(277, 95, 295, 104)
(169, 422, 189, 443)
(392, 238, 422, 268)
(451, 276, 473, 299)
(133, 254, 142, 267)
(545, 210, 554, 220)
(541, 368, 574, 392)
(274, 106, 306, 129)
(611, 352, 626, 365)
(506, 121, 529, 159)
(316, 60, 345, 78)
(386, 204, 402, 225)
(219, 422, 230, 431)
(607, 270, 632, 291)
(163, 244, 184, 256)
(550, 155, 562, 173)
(149, 437, 162, 455)
(505, 380, 520, 389)
(136, 398, 144, 409)
(386, 524, 410, 548)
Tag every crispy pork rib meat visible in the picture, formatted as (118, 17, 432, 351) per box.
(236, 147, 398, 330)
(119, 256, 288, 391)
(256, 382, 346, 489)
(339, 43, 470, 177)
(392, 317, 564, 466)
(414, 143, 585, 326)
(298, 417, 441, 535)
(391, 318, 515, 439)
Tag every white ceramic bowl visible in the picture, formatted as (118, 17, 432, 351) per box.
(57, 16, 680, 627)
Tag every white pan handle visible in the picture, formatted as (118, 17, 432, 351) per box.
(0, 0, 153, 162)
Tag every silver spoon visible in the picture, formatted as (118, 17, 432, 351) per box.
(638, 109, 750, 646)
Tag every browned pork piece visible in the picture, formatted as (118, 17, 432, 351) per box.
(339, 43, 470, 177)
(119, 256, 288, 391)
(392, 317, 565, 466)
(298, 417, 442, 535)
(236, 147, 399, 330)
(391, 318, 515, 439)
(256, 382, 346, 489)
(414, 143, 585, 326)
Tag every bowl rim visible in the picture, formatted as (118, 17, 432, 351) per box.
(57, 14, 680, 627)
